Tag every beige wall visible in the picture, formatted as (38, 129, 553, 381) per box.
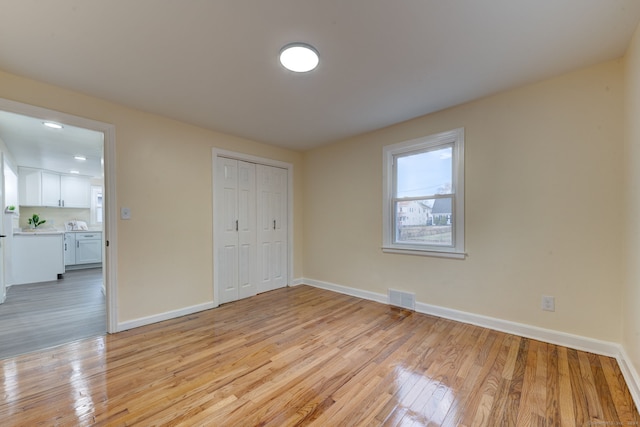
(0, 69, 304, 323)
(303, 59, 625, 342)
(624, 23, 640, 374)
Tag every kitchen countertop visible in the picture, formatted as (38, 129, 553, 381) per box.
(14, 230, 65, 235)
(14, 230, 102, 235)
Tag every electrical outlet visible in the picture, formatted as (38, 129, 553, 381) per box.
(541, 295, 555, 312)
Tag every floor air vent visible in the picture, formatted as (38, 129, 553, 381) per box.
(388, 289, 416, 311)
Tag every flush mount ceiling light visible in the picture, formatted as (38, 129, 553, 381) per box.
(43, 121, 63, 129)
(279, 43, 319, 73)
(74, 155, 87, 161)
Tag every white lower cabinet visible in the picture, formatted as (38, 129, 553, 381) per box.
(13, 233, 65, 285)
(65, 232, 102, 267)
(76, 233, 102, 264)
(64, 233, 76, 265)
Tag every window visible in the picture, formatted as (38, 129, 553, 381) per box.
(90, 186, 103, 225)
(383, 128, 465, 258)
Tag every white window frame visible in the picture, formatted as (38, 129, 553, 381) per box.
(90, 185, 103, 225)
(382, 128, 465, 259)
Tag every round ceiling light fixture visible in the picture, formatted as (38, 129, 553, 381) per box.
(279, 43, 319, 73)
(43, 121, 63, 129)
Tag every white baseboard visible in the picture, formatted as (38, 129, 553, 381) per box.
(298, 277, 640, 409)
(616, 346, 640, 410)
(117, 301, 217, 332)
(300, 278, 388, 304)
(415, 300, 619, 357)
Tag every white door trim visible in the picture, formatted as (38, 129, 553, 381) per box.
(0, 98, 118, 333)
(212, 148, 293, 306)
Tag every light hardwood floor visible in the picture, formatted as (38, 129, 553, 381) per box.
(0, 268, 105, 359)
(0, 285, 637, 426)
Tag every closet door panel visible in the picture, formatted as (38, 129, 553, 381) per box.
(217, 158, 239, 304)
(237, 161, 257, 299)
(260, 243, 271, 284)
(271, 167, 288, 289)
(216, 158, 257, 303)
(220, 245, 238, 303)
(256, 165, 288, 293)
(238, 243, 251, 296)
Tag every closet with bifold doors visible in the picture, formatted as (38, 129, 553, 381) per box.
(215, 156, 288, 304)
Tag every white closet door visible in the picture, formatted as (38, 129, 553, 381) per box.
(216, 158, 258, 304)
(237, 161, 257, 299)
(217, 157, 239, 304)
(257, 165, 288, 293)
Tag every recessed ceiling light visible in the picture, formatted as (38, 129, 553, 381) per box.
(43, 122, 63, 129)
(74, 155, 87, 161)
(279, 43, 319, 73)
(69, 170, 80, 174)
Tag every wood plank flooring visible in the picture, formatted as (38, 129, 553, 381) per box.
(0, 285, 637, 426)
(0, 268, 105, 359)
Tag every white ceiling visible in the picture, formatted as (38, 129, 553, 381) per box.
(0, 111, 104, 178)
(0, 1, 639, 151)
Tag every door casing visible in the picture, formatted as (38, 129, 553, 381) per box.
(0, 97, 118, 333)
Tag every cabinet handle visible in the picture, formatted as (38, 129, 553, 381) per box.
(65, 243, 67, 250)
(77, 241, 79, 248)
(273, 220, 276, 230)
(235, 220, 238, 231)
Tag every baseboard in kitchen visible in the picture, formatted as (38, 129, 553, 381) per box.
(65, 263, 102, 271)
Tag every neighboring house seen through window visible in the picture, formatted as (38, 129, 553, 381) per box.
(382, 128, 465, 258)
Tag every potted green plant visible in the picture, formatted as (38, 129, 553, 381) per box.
(5, 205, 15, 213)
(28, 214, 46, 229)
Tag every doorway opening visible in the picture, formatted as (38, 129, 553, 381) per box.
(0, 98, 117, 358)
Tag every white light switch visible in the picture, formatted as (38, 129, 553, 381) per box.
(120, 207, 131, 220)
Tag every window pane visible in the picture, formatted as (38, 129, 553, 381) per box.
(395, 198, 453, 246)
(396, 146, 452, 198)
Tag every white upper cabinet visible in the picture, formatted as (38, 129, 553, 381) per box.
(60, 175, 91, 208)
(41, 171, 61, 207)
(19, 167, 91, 208)
(18, 167, 43, 206)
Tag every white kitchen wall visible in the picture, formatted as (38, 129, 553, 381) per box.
(18, 206, 92, 231)
(4, 164, 17, 209)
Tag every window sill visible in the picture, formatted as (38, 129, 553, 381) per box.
(382, 247, 466, 259)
